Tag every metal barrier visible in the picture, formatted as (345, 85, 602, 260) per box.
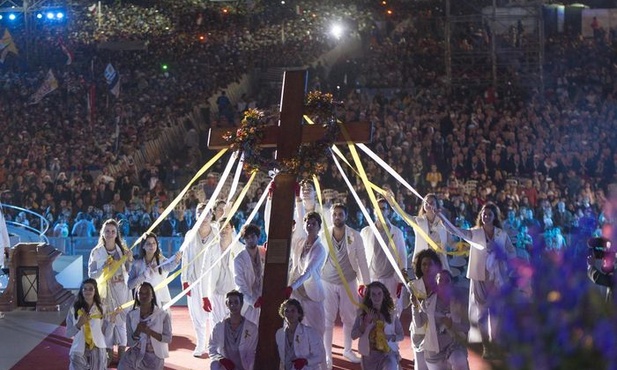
(2, 203, 50, 245)
(47, 236, 185, 270)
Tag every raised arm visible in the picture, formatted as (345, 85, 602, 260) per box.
(437, 212, 472, 240)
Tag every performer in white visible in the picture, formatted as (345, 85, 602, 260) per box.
(384, 191, 451, 276)
(66, 278, 109, 370)
(0, 203, 9, 269)
(287, 211, 327, 338)
(205, 218, 243, 326)
(320, 203, 370, 367)
(88, 218, 133, 364)
(119, 282, 172, 370)
(360, 198, 407, 316)
(208, 290, 259, 370)
(181, 203, 218, 357)
(438, 202, 515, 359)
(233, 224, 266, 326)
(128, 232, 182, 309)
(276, 299, 326, 370)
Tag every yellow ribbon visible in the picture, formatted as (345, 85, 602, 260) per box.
(77, 308, 102, 350)
(96, 149, 229, 290)
(372, 320, 390, 353)
(313, 176, 362, 308)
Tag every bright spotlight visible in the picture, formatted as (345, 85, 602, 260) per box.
(36, 13, 43, 19)
(56, 12, 64, 19)
(330, 23, 344, 39)
(8, 13, 16, 20)
(46, 12, 55, 19)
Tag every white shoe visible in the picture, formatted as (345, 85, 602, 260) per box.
(325, 359, 333, 369)
(343, 350, 361, 363)
(192, 349, 205, 357)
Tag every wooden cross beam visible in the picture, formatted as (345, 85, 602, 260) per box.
(207, 69, 371, 370)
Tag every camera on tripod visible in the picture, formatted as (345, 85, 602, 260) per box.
(588, 237, 612, 259)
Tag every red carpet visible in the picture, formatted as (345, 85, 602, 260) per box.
(11, 307, 492, 370)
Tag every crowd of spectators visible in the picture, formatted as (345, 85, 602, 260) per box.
(0, 0, 615, 262)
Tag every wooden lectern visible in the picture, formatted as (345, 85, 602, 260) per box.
(0, 243, 74, 312)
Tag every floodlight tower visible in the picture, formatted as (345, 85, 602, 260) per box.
(444, 0, 544, 96)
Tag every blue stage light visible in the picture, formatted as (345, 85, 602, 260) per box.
(56, 12, 64, 19)
(46, 12, 55, 19)
(8, 14, 16, 20)
(36, 13, 43, 19)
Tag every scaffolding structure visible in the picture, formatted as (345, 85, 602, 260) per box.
(0, 0, 68, 63)
(445, 0, 545, 94)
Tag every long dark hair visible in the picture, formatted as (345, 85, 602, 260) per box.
(475, 201, 503, 228)
(132, 282, 158, 310)
(139, 232, 162, 274)
(73, 278, 104, 319)
(361, 281, 395, 324)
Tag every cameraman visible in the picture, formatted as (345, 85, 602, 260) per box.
(587, 237, 615, 302)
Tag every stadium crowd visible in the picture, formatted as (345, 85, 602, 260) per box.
(0, 0, 614, 258)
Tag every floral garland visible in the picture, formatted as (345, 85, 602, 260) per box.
(223, 91, 340, 179)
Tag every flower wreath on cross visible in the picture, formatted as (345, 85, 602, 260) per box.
(223, 91, 340, 180)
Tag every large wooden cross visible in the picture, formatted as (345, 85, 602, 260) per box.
(207, 70, 371, 370)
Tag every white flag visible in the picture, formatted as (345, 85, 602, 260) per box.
(29, 69, 59, 104)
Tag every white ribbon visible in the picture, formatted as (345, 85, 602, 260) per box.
(330, 147, 410, 294)
(163, 179, 273, 310)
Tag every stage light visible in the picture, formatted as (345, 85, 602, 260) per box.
(0, 15, 3, 20)
(8, 14, 16, 20)
(161, 64, 168, 71)
(56, 12, 64, 19)
(46, 12, 55, 19)
(36, 13, 43, 19)
(330, 23, 344, 40)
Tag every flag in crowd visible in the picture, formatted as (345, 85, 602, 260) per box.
(0, 29, 18, 63)
(29, 69, 59, 104)
(104, 63, 121, 97)
(58, 37, 74, 65)
(88, 3, 99, 16)
(87, 83, 96, 124)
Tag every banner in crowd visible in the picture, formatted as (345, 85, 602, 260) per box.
(58, 37, 74, 65)
(104, 63, 120, 97)
(0, 29, 18, 63)
(29, 69, 59, 104)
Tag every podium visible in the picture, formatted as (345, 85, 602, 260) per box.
(0, 243, 74, 312)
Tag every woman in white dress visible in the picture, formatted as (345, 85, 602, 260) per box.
(66, 278, 109, 370)
(351, 281, 404, 370)
(88, 218, 133, 364)
(438, 202, 515, 359)
(128, 232, 181, 309)
(118, 282, 172, 370)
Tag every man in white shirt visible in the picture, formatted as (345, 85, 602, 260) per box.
(287, 212, 327, 339)
(208, 290, 258, 370)
(233, 224, 266, 326)
(321, 203, 370, 368)
(181, 202, 218, 357)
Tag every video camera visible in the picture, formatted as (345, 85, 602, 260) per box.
(588, 237, 611, 259)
